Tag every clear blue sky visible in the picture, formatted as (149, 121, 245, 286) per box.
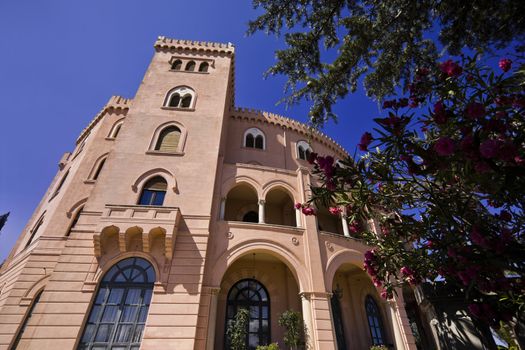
(0, 0, 380, 260)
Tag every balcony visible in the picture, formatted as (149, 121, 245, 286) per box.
(93, 204, 181, 259)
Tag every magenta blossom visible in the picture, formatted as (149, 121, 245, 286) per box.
(479, 139, 502, 158)
(439, 59, 462, 77)
(358, 132, 373, 151)
(294, 203, 303, 210)
(434, 137, 455, 156)
(465, 102, 486, 119)
(328, 207, 342, 216)
(301, 206, 316, 216)
(433, 101, 448, 124)
(499, 58, 512, 72)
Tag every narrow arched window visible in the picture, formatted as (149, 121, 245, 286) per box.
(255, 135, 264, 149)
(199, 62, 209, 72)
(112, 124, 122, 138)
(66, 206, 83, 237)
(12, 290, 43, 348)
(138, 176, 167, 206)
(26, 214, 44, 249)
(296, 141, 313, 160)
(171, 59, 182, 70)
(365, 295, 386, 345)
(226, 279, 270, 349)
(155, 126, 181, 152)
(245, 134, 255, 148)
(168, 94, 181, 107)
(185, 61, 196, 71)
(79, 257, 155, 350)
(244, 128, 265, 150)
(92, 158, 106, 180)
(164, 86, 195, 109)
(52, 169, 69, 198)
(180, 95, 192, 108)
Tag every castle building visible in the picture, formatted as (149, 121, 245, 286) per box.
(0, 37, 417, 350)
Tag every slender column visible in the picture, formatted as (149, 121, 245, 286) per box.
(300, 292, 315, 350)
(385, 294, 418, 350)
(219, 197, 226, 220)
(341, 215, 350, 237)
(258, 199, 265, 223)
(296, 208, 302, 228)
(206, 287, 221, 350)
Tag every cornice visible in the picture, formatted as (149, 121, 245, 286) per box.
(231, 107, 349, 158)
(154, 36, 235, 55)
(76, 95, 131, 145)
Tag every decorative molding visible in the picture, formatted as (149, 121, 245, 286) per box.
(155, 36, 235, 55)
(291, 237, 299, 246)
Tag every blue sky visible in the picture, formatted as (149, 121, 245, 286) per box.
(0, 0, 381, 260)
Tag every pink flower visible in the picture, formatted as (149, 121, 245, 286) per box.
(301, 207, 316, 216)
(439, 59, 462, 77)
(400, 266, 414, 277)
(294, 203, 303, 210)
(433, 101, 448, 124)
(465, 102, 486, 119)
(328, 207, 342, 216)
(479, 139, 502, 158)
(348, 221, 361, 234)
(373, 278, 382, 287)
(380, 290, 388, 299)
(434, 137, 455, 156)
(307, 152, 318, 164)
(358, 132, 373, 151)
(499, 58, 512, 72)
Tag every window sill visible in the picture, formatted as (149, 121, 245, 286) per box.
(146, 150, 185, 157)
(105, 137, 115, 141)
(169, 69, 209, 75)
(161, 106, 195, 112)
(84, 179, 96, 184)
(242, 146, 266, 152)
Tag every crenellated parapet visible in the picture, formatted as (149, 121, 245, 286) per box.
(154, 36, 235, 55)
(231, 107, 349, 157)
(76, 95, 132, 144)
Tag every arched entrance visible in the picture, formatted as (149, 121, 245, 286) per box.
(330, 263, 392, 350)
(215, 252, 302, 349)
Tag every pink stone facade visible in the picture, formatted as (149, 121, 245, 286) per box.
(0, 37, 416, 350)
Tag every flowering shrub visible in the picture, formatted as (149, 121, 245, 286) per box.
(306, 57, 525, 326)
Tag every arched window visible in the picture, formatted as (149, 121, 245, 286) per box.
(66, 206, 83, 237)
(331, 293, 347, 350)
(79, 257, 155, 350)
(12, 290, 43, 348)
(171, 59, 182, 70)
(138, 176, 167, 206)
(108, 120, 124, 139)
(51, 169, 70, 198)
(154, 126, 181, 153)
(198, 62, 209, 72)
(185, 61, 196, 71)
(25, 213, 45, 249)
(92, 158, 106, 181)
(296, 141, 313, 161)
(226, 279, 270, 349)
(244, 128, 265, 150)
(164, 86, 195, 109)
(365, 295, 386, 345)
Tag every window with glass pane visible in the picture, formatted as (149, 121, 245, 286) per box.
(365, 295, 385, 345)
(331, 294, 347, 350)
(78, 257, 155, 350)
(225, 279, 270, 350)
(138, 177, 167, 206)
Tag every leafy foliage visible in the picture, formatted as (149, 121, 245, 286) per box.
(256, 343, 280, 350)
(248, 0, 525, 125)
(0, 212, 9, 233)
(226, 308, 250, 350)
(304, 57, 525, 326)
(278, 310, 305, 349)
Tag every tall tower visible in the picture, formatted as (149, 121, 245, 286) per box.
(0, 37, 417, 350)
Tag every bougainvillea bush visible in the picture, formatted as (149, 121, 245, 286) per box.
(303, 57, 525, 326)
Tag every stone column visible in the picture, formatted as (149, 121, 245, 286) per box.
(206, 287, 221, 350)
(219, 197, 226, 220)
(385, 293, 418, 350)
(296, 208, 302, 228)
(341, 215, 350, 237)
(258, 199, 265, 224)
(300, 292, 315, 350)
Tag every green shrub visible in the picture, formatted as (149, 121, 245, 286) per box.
(256, 343, 280, 350)
(226, 308, 249, 350)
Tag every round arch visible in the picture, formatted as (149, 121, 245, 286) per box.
(148, 120, 188, 153)
(131, 168, 178, 194)
(163, 85, 196, 109)
(325, 248, 365, 291)
(262, 181, 298, 202)
(93, 252, 161, 284)
(211, 241, 309, 292)
(221, 175, 261, 199)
